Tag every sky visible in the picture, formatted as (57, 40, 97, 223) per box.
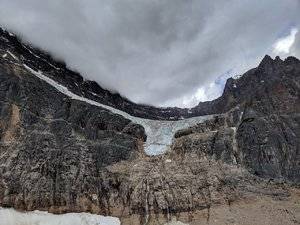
(0, 0, 299, 107)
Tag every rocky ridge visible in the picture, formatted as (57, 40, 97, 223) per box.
(0, 27, 299, 225)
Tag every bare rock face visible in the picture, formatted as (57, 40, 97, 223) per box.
(173, 55, 300, 183)
(0, 61, 145, 214)
(0, 27, 300, 225)
(173, 108, 300, 183)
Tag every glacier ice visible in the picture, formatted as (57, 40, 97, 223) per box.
(24, 65, 212, 155)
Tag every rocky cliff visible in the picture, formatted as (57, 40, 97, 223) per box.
(0, 27, 300, 225)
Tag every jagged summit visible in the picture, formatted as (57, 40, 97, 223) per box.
(258, 54, 293, 68)
(259, 54, 274, 66)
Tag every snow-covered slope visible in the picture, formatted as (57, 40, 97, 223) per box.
(24, 64, 213, 155)
(0, 208, 120, 225)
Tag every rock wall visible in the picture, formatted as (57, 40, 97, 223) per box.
(0, 62, 145, 216)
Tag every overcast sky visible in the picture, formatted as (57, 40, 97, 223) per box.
(0, 0, 299, 107)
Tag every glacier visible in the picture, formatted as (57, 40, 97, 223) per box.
(0, 62, 214, 225)
(24, 64, 212, 155)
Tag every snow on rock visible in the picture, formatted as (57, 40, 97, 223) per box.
(232, 74, 242, 80)
(0, 207, 120, 225)
(22, 44, 61, 70)
(24, 64, 212, 155)
(7, 50, 18, 60)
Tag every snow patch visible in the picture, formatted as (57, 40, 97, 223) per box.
(0, 208, 120, 225)
(23, 64, 212, 155)
(89, 91, 99, 96)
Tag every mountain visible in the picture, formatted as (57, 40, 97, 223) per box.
(0, 27, 300, 225)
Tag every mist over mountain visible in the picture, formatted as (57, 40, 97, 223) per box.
(0, 0, 299, 107)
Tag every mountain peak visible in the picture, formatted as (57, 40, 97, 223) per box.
(274, 56, 283, 63)
(285, 56, 300, 64)
(258, 55, 274, 67)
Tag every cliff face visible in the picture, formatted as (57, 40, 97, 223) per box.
(0, 27, 300, 225)
(174, 68, 300, 182)
(0, 56, 145, 210)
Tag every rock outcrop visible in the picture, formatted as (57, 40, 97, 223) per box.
(174, 105, 300, 183)
(0, 27, 300, 225)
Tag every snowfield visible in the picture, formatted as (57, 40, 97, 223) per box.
(0, 208, 120, 225)
(24, 64, 212, 155)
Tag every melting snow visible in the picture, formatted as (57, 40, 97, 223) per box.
(24, 64, 213, 155)
(0, 208, 120, 225)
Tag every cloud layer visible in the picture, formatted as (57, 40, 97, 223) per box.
(291, 29, 300, 58)
(0, 0, 299, 107)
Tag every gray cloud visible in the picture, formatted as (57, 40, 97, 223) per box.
(0, 0, 299, 107)
(291, 31, 300, 58)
